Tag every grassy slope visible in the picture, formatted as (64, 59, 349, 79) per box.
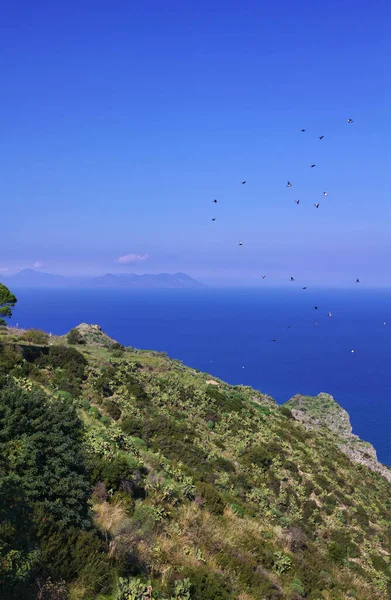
(1, 325, 391, 600)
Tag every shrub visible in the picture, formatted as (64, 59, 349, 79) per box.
(355, 505, 369, 527)
(91, 454, 143, 496)
(207, 419, 215, 430)
(126, 376, 149, 406)
(46, 346, 87, 379)
(39, 525, 110, 591)
(20, 329, 49, 345)
(327, 540, 346, 564)
(180, 567, 235, 600)
(66, 328, 85, 345)
(103, 399, 122, 420)
(120, 416, 143, 437)
(242, 445, 272, 471)
(231, 503, 244, 517)
(112, 342, 125, 352)
(290, 577, 305, 594)
(0, 343, 23, 374)
(81, 398, 90, 410)
(197, 482, 225, 515)
(280, 405, 294, 419)
(89, 406, 101, 419)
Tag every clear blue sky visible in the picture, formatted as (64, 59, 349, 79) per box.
(0, 0, 389, 285)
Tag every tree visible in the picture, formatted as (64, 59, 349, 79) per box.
(0, 381, 91, 528)
(0, 283, 17, 327)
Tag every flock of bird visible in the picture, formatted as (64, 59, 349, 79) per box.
(209, 118, 386, 352)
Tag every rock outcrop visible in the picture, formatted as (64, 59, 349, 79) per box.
(285, 393, 391, 483)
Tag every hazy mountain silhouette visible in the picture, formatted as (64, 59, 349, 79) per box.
(2, 269, 205, 289)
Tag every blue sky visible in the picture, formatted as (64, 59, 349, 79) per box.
(0, 0, 389, 285)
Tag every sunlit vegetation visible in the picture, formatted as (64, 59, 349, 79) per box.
(1, 323, 391, 599)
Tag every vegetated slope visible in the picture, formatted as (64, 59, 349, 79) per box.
(1, 324, 391, 600)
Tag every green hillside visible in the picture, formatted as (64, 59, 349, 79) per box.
(1, 323, 391, 600)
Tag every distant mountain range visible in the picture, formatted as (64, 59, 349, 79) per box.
(1, 269, 205, 289)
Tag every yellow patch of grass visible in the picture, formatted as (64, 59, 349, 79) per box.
(93, 501, 127, 535)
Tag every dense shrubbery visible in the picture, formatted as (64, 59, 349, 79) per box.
(0, 380, 98, 597)
(20, 329, 49, 345)
(1, 324, 391, 600)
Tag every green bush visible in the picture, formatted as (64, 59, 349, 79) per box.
(81, 398, 90, 410)
(231, 503, 244, 517)
(197, 482, 225, 515)
(103, 399, 122, 420)
(0, 343, 23, 375)
(20, 329, 49, 345)
(66, 328, 85, 345)
(39, 524, 110, 590)
(120, 416, 143, 437)
(112, 342, 125, 352)
(89, 406, 101, 419)
(280, 405, 294, 419)
(290, 577, 305, 594)
(91, 454, 144, 497)
(180, 567, 235, 600)
(242, 445, 272, 471)
(46, 346, 87, 379)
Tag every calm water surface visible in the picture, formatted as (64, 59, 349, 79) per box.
(9, 287, 391, 465)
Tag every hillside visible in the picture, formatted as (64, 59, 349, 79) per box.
(1, 324, 391, 600)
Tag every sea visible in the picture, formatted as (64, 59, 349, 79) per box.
(8, 287, 391, 466)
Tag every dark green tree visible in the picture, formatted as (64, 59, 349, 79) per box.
(0, 283, 17, 327)
(0, 380, 100, 595)
(0, 381, 91, 528)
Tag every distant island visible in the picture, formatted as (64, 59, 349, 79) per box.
(1, 269, 205, 289)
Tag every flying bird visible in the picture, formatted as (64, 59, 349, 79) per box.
(261, 275, 266, 279)
(294, 199, 300, 205)
(319, 135, 324, 140)
(287, 181, 292, 187)
(302, 286, 307, 290)
(241, 181, 247, 185)
(212, 218, 216, 221)
(238, 241, 243, 246)
(314, 203, 320, 208)
(328, 312, 332, 317)
(301, 129, 306, 132)
(347, 118, 353, 123)
(290, 277, 295, 282)
(213, 199, 218, 203)
(323, 192, 328, 196)
(355, 278, 360, 283)
(350, 349, 355, 353)
(314, 306, 318, 310)
(272, 339, 277, 342)
(310, 164, 316, 168)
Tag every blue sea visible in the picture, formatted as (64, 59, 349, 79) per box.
(9, 287, 391, 466)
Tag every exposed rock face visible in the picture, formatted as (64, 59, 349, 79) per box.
(285, 393, 391, 483)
